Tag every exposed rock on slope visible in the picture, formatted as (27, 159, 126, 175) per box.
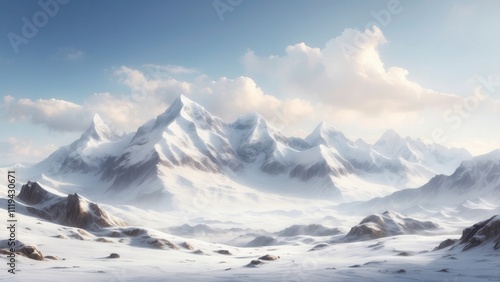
(17, 181, 127, 231)
(344, 211, 438, 242)
(437, 215, 500, 251)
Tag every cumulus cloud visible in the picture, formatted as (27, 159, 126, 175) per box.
(243, 26, 461, 118)
(188, 76, 313, 125)
(2, 96, 91, 132)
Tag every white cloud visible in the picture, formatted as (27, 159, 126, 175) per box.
(243, 26, 462, 120)
(2, 97, 91, 132)
(189, 76, 313, 125)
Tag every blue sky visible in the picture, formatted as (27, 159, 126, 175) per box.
(1, 0, 499, 164)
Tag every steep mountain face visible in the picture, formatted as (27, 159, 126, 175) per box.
(31, 95, 473, 202)
(344, 211, 439, 242)
(17, 181, 127, 231)
(101, 95, 243, 191)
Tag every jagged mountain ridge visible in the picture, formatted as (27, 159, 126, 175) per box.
(33, 95, 472, 202)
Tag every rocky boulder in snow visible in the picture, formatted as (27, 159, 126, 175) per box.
(344, 211, 439, 242)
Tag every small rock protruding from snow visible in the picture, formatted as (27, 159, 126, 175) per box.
(181, 242, 194, 250)
(17, 245, 44, 261)
(258, 254, 280, 261)
(214, 250, 232, 255)
(247, 260, 265, 267)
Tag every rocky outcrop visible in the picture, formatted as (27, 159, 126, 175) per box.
(17, 181, 127, 231)
(17, 245, 44, 261)
(344, 211, 438, 242)
(17, 181, 50, 205)
(436, 215, 500, 251)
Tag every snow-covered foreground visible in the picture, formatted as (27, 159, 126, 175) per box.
(5, 211, 500, 282)
(2, 184, 499, 282)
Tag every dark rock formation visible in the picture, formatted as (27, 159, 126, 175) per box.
(436, 215, 500, 252)
(17, 181, 50, 205)
(246, 260, 265, 267)
(434, 239, 457, 251)
(215, 250, 232, 255)
(17, 181, 127, 231)
(181, 242, 194, 250)
(258, 254, 280, 261)
(17, 245, 44, 261)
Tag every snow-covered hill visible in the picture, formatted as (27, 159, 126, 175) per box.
(343, 211, 439, 242)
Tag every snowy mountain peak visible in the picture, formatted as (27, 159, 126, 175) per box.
(305, 121, 346, 147)
(233, 112, 269, 130)
(316, 121, 340, 134)
(82, 113, 118, 141)
(153, 94, 216, 130)
(376, 129, 403, 143)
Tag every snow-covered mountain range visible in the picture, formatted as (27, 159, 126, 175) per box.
(26, 95, 472, 205)
(2, 95, 499, 281)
